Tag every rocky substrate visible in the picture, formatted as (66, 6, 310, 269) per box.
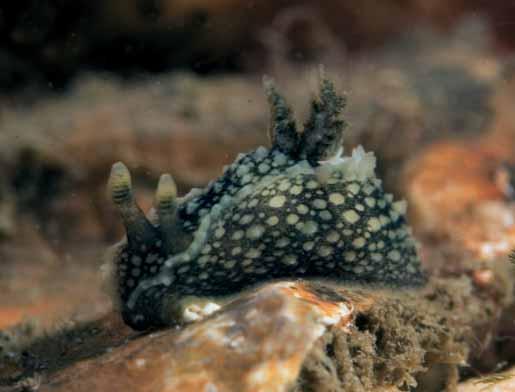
(1, 274, 512, 392)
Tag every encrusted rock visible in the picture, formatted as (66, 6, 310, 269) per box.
(457, 368, 515, 392)
(0, 218, 110, 330)
(2, 273, 509, 392)
(39, 281, 356, 392)
(404, 133, 515, 263)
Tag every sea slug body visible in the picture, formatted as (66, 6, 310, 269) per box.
(107, 74, 426, 330)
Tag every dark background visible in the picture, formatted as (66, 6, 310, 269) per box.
(2, 0, 515, 95)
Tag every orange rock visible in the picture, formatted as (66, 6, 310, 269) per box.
(404, 132, 515, 262)
(0, 220, 111, 330)
(41, 281, 357, 392)
(457, 368, 515, 392)
(3, 274, 508, 391)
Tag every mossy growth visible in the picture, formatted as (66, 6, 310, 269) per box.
(0, 315, 131, 388)
(1, 259, 512, 390)
(292, 265, 513, 392)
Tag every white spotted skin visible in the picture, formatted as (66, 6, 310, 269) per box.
(193, 166, 422, 292)
(112, 77, 426, 330)
(113, 146, 425, 330)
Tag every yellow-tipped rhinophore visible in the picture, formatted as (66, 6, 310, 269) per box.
(156, 173, 179, 254)
(108, 161, 156, 244)
(108, 161, 133, 206)
(156, 173, 178, 209)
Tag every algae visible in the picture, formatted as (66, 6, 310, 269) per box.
(293, 268, 513, 392)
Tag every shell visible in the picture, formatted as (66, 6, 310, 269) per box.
(107, 75, 426, 330)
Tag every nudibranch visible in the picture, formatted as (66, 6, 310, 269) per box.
(107, 75, 426, 330)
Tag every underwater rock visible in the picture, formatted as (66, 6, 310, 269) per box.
(0, 217, 110, 330)
(37, 281, 355, 392)
(11, 273, 508, 392)
(341, 18, 502, 193)
(404, 131, 515, 264)
(457, 368, 515, 392)
(401, 90, 515, 373)
(106, 75, 425, 330)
